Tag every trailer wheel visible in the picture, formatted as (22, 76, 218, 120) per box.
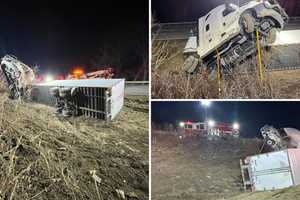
(55, 107, 63, 114)
(49, 87, 60, 98)
(241, 12, 256, 34)
(59, 87, 71, 98)
(267, 139, 275, 146)
(62, 109, 72, 117)
(9, 89, 17, 99)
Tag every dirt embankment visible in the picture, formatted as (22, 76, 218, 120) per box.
(269, 69, 300, 98)
(152, 133, 264, 200)
(0, 94, 149, 200)
(226, 185, 300, 200)
(152, 133, 300, 200)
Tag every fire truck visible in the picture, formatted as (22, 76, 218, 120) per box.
(179, 120, 240, 139)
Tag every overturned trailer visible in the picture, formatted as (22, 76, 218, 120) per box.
(240, 148, 300, 191)
(31, 79, 125, 121)
(240, 125, 300, 192)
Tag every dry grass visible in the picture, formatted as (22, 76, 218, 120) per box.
(152, 67, 281, 99)
(151, 39, 299, 99)
(151, 41, 182, 71)
(0, 93, 148, 200)
(152, 71, 219, 99)
(221, 67, 281, 99)
(0, 73, 9, 94)
(151, 42, 282, 99)
(151, 134, 262, 200)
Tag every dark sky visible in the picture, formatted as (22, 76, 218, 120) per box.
(152, 101, 300, 138)
(152, 0, 300, 23)
(0, 1, 148, 79)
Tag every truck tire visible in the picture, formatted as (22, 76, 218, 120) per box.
(59, 87, 71, 98)
(265, 28, 277, 45)
(209, 64, 223, 80)
(241, 12, 255, 34)
(267, 139, 275, 146)
(183, 55, 199, 75)
(62, 109, 72, 117)
(49, 87, 60, 98)
(9, 89, 18, 99)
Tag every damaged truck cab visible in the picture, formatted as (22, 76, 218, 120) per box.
(183, 0, 288, 75)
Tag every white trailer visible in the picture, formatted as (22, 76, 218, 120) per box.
(32, 79, 125, 120)
(240, 148, 300, 191)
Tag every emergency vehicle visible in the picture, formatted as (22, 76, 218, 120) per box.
(179, 120, 239, 139)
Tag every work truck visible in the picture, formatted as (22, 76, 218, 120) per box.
(183, 0, 289, 76)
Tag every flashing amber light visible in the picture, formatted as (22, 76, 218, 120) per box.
(72, 68, 84, 79)
(73, 69, 84, 75)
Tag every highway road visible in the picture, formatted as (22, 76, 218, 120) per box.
(125, 82, 149, 96)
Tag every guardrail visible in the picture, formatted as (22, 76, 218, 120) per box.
(126, 81, 149, 85)
(153, 17, 300, 41)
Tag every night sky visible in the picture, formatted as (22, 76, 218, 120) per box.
(152, 101, 300, 138)
(152, 0, 300, 23)
(0, 1, 148, 79)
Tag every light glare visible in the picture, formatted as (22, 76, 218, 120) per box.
(201, 101, 211, 107)
(233, 122, 240, 130)
(179, 122, 185, 127)
(208, 120, 215, 127)
(45, 74, 54, 82)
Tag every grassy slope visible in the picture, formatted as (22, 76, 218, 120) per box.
(0, 94, 148, 200)
(226, 185, 300, 200)
(152, 41, 300, 99)
(152, 134, 300, 200)
(151, 134, 262, 200)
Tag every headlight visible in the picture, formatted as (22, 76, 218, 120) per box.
(179, 122, 185, 127)
(233, 123, 240, 130)
(208, 120, 215, 127)
(45, 75, 54, 82)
